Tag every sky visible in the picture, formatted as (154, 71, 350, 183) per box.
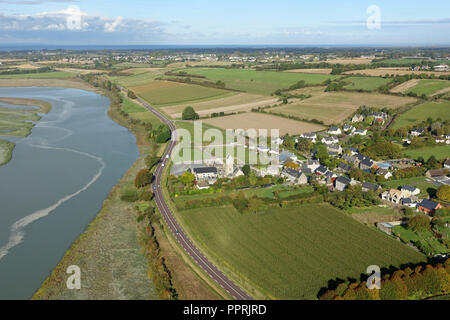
(0, 0, 449, 46)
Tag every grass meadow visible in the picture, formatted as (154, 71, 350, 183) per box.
(180, 68, 339, 95)
(392, 100, 450, 129)
(343, 76, 392, 91)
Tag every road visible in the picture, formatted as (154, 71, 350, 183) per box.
(134, 95, 252, 300)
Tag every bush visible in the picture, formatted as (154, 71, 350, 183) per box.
(139, 190, 154, 201)
(182, 106, 199, 120)
(121, 188, 139, 202)
(135, 169, 153, 188)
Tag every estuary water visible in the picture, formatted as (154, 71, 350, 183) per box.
(0, 87, 139, 299)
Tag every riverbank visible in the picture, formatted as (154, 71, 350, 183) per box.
(28, 77, 218, 299)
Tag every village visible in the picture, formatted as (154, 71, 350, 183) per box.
(170, 108, 450, 228)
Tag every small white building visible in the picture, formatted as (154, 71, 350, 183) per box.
(352, 114, 364, 123)
(354, 129, 367, 136)
(328, 127, 342, 135)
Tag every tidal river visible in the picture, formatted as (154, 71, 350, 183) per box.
(0, 87, 139, 299)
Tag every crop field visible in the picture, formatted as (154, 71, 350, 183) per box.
(109, 69, 164, 87)
(161, 93, 279, 119)
(283, 68, 332, 75)
(404, 145, 450, 161)
(203, 112, 325, 136)
(343, 76, 392, 91)
(270, 91, 416, 125)
(178, 203, 425, 299)
(130, 80, 232, 106)
(325, 57, 374, 64)
(178, 68, 339, 95)
(392, 100, 450, 129)
(405, 79, 450, 96)
(0, 71, 74, 79)
(345, 68, 450, 77)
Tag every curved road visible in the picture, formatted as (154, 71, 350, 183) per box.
(135, 96, 252, 300)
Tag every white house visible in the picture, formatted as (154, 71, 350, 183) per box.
(321, 136, 339, 145)
(401, 185, 420, 198)
(410, 128, 425, 137)
(354, 129, 367, 136)
(352, 114, 364, 123)
(328, 126, 342, 135)
(343, 125, 356, 133)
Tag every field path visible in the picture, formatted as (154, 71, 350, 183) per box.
(432, 86, 450, 96)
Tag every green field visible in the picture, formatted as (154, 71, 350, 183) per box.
(0, 71, 74, 79)
(131, 80, 232, 106)
(177, 203, 425, 299)
(404, 144, 450, 161)
(343, 76, 392, 91)
(392, 100, 450, 129)
(109, 69, 163, 87)
(406, 79, 450, 96)
(179, 68, 338, 95)
(120, 96, 163, 128)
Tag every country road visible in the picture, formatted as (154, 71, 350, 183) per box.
(129, 93, 252, 300)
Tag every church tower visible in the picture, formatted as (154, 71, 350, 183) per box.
(225, 154, 234, 177)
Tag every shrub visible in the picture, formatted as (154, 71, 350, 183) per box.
(121, 188, 139, 202)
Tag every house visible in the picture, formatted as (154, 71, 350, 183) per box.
(354, 129, 367, 136)
(426, 169, 445, 178)
(321, 136, 339, 145)
(417, 199, 442, 215)
(401, 198, 417, 208)
(300, 132, 317, 143)
(444, 159, 450, 169)
(304, 160, 321, 171)
(368, 112, 388, 124)
(196, 181, 211, 190)
(362, 182, 380, 192)
(342, 154, 357, 164)
(278, 150, 297, 164)
(381, 189, 403, 204)
(327, 144, 342, 154)
(259, 165, 281, 177)
(315, 165, 328, 176)
(337, 162, 351, 172)
(410, 128, 425, 137)
(434, 64, 450, 72)
(343, 124, 356, 133)
(192, 167, 218, 181)
(272, 137, 284, 145)
(344, 147, 359, 155)
(328, 126, 342, 135)
(335, 176, 351, 191)
(352, 114, 364, 123)
(376, 168, 392, 180)
(359, 158, 374, 170)
(401, 185, 420, 198)
(281, 168, 308, 185)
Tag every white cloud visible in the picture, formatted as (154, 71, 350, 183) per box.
(104, 16, 123, 33)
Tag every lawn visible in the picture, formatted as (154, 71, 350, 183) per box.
(393, 226, 448, 255)
(392, 100, 450, 129)
(177, 203, 425, 299)
(179, 68, 339, 95)
(0, 71, 74, 79)
(403, 144, 450, 161)
(270, 91, 415, 125)
(343, 76, 392, 91)
(130, 80, 232, 106)
(406, 79, 450, 96)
